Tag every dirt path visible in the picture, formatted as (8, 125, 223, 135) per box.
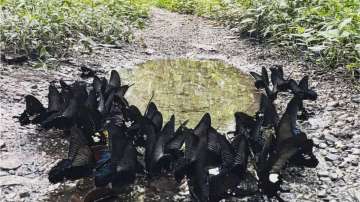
(0, 8, 359, 201)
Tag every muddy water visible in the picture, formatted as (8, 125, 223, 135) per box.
(119, 59, 259, 131)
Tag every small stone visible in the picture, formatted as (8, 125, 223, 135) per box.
(337, 114, 348, 120)
(0, 140, 5, 149)
(328, 148, 339, 154)
(327, 101, 339, 107)
(318, 171, 329, 177)
(351, 148, 360, 155)
(335, 141, 345, 150)
(346, 116, 355, 122)
(345, 155, 359, 166)
(19, 192, 30, 198)
(351, 160, 358, 166)
(325, 154, 339, 162)
(0, 158, 22, 170)
(329, 173, 338, 180)
(192, 43, 218, 52)
(319, 143, 327, 149)
(0, 170, 8, 176)
(0, 175, 34, 186)
(351, 95, 360, 103)
(318, 189, 327, 198)
(144, 48, 155, 55)
(31, 85, 38, 89)
(334, 121, 345, 127)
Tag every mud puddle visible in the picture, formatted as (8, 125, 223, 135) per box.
(119, 59, 259, 130)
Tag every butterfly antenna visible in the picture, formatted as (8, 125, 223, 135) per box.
(145, 90, 155, 115)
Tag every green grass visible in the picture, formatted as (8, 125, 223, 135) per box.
(155, 0, 223, 15)
(154, 0, 360, 75)
(0, 0, 149, 62)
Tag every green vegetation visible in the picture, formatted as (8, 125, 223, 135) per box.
(0, 0, 149, 62)
(2, 0, 359, 74)
(155, 0, 360, 74)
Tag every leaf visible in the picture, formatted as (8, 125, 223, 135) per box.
(301, 32, 312, 38)
(341, 31, 351, 38)
(355, 44, 360, 55)
(39, 46, 49, 58)
(263, 26, 271, 37)
(338, 18, 352, 30)
(308, 45, 327, 52)
(278, 0, 288, 8)
(240, 18, 255, 24)
(319, 29, 339, 40)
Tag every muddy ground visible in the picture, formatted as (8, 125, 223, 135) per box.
(0, 8, 359, 202)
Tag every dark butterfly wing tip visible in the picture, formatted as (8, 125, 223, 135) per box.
(249, 72, 261, 80)
(202, 113, 212, 126)
(299, 76, 309, 89)
(110, 70, 117, 75)
(169, 114, 175, 124)
(152, 111, 163, 131)
(170, 114, 175, 119)
(145, 102, 158, 117)
(149, 102, 157, 110)
(234, 112, 248, 119)
(25, 94, 40, 102)
(109, 70, 121, 85)
(194, 113, 211, 136)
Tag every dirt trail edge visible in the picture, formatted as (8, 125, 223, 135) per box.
(0, 8, 359, 202)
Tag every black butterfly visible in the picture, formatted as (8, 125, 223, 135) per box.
(48, 126, 94, 183)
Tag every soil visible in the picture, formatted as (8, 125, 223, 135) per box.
(0, 8, 359, 202)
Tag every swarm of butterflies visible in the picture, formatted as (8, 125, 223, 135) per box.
(17, 65, 319, 202)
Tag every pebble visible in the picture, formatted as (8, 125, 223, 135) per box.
(328, 148, 339, 154)
(318, 189, 327, 198)
(0, 175, 34, 186)
(325, 154, 339, 162)
(335, 141, 345, 150)
(351, 148, 360, 155)
(351, 160, 358, 166)
(329, 173, 338, 180)
(318, 171, 329, 177)
(19, 192, 30, 198)
(327, 101, 339, 107)
(0, 158, 22, 170)
(351, 95, 360, 103)
(334, 121, 345, 127)
(144, 48, 155, 55)
(0, 140, 5, 148)
(192, 43, 218, 52)
(319, 143, 327, 149)
(0, 170, 8, 176)
(336, 114, 348, 120)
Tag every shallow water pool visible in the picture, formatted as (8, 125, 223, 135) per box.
(119, 59, 259, 131)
